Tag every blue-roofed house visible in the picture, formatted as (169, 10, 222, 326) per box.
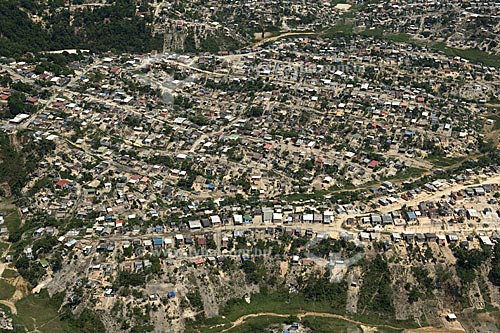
(153, 238, 163, 248)
(152, 225, 163, 233)
(406, 211, 417, 222)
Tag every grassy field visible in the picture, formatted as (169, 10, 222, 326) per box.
(431, 43, 500, 68)
(0, 241, 9, 254)
(301, 316, 363, 332)
(0, 279, 16, 300)
(221, 293, 334, 322)
(318, 23, 500, 68)
(2, 268, 19, 279)
(4, 209, 21, 234)
(426, 155, 465, 168)
(186, 291, 418, 333)
(15, 291, 70, 333)
(382, 167, 426, 182)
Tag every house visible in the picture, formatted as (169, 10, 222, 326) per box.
(273, 212, 283, 224)
(233, 214, 243, 225)
(382, 214, 393, 225)
(402, 231, 414, 243)
(391, 233, 402, 242)
(360, 232, 370, 242)
(371, 214, 382, 225)
(479, 235, 494, 249)
(188, 220, 202, 230)
(323, 211, 334, 224)
(415, 233, 425, 243)
(424, 233, 437, 243)
(467, 209, 479, 220)
(56, 179, 70, 189)
(446, 313, 457, 322)
(210, 215, 221, 226)
(406, 211, 418, 222)
(313, 213, 323, 224)
(303, 213, 314, 223)
(446, 233, 459, 243)
(201, 218, 212, 228)
(153, 238, 163, 248)
(262, 207, 273, 223)
(193, 257, 205, 266)
(164, 237, 173, 248)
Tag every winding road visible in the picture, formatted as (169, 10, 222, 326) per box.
(215, 311, 439, 332)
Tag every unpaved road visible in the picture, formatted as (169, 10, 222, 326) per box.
(0, 300, 17, 315)
(252, 32, 316, 48)
(217, 311, 431, 332)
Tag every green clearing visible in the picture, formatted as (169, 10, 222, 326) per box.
(301, 316, 363, 332)
(382, 167, 426, 182)
(425, 155, 465, 168)
(220, 293, 334, 322)
(14, 289, 105, 333)
(187, 291, 417, 333)
(318, 23, 500, 68)
(15, 290, 70, 333)
(0, 241, 9, 254)
(431, 43, 500, 68)
(2, 268, 19, 279)
(0, 279, 16, 300)
(4, 209, 21, 234)
(215, 316, 283, 333)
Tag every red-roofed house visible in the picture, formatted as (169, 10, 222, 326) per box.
(56, 179, 70, 188)
(26, 97, 38, 104)
(193, 257, 205, 266)
(129, 175, 140, 184)
(367, 160, 379, 169)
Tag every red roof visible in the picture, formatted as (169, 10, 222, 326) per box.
(56, 179, 70, 187)
(367, 160, 379, 168)
(193, 258, 205, 265)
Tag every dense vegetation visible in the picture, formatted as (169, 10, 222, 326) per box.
(489, 243, 500, 286)
(0, 133, 55, 195)
(358, 254, 394, 316)
(0, 0, 162, 58)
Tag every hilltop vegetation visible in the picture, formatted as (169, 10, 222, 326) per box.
(0, 133, 55, 195)
(0, 0, 161, 58)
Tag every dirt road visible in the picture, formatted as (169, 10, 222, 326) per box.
(252, 32, 317, 48)
(0, 300, 17, 315)
(217, 311, 419, 332)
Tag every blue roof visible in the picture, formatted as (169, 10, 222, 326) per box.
(407, 212, 417, 219)
(153, 238, 163, 245)
(168, 291, 175, 297)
